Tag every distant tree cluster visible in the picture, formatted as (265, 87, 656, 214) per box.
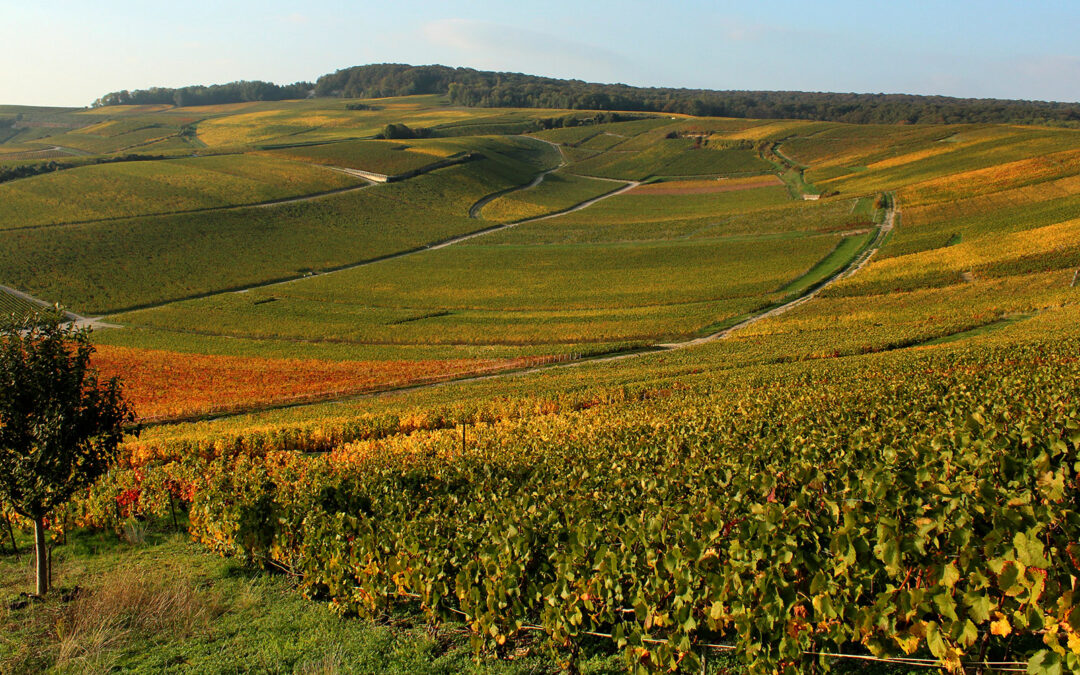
(314, 64, 458, 99)
(376, 123, 431, 140)
(0, 161, 73, 183)
(0, 154, 165, 184)
(313, 64, 1080, 126)
(92, 80, 313, 108)
(533, 111, 642, 129)
(94, 64, 1080, 126)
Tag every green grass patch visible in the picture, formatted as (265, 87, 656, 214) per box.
(0, 528, 624, 674)
(917, 314, 1033, 346)
(777, 230, 876, 296)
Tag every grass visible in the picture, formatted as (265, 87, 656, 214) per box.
(776, 229, 876, 296)
(916, 313, 1033, 346)
(0, 527, 626, 674)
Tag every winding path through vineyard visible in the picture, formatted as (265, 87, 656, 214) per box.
(166, 205, 897, 426)
(91, 155, 645, 313)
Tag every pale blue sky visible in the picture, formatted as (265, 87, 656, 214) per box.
(3, 0, 1079, 107)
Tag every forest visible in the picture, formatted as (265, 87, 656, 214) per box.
(92, 63, 1080, 125)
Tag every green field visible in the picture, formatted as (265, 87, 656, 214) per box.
(560, 137, 776, 180)
(0, 187, 483, 313)
(260, 138, 465, 175)
(479, 171, 621, 222)
(112, 234, 843, 346)
(0, 154, 363, 229)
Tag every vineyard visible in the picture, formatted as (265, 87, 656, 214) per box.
(2, 92, 1080, 673)
(0, 154, 363, 230)
(55, 336, 1080, 674)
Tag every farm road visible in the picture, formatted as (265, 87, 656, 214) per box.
(657, 207, 895, 349)
(467, 137, 570, 218)
(0, 283, 118, 330)
(90, 145, 644, 313)
(367, 207, 898, 393)
(153, 206, 897, 426)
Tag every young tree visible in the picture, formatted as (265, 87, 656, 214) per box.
(0, 312, 134, 595)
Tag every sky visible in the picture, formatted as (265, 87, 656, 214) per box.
(3, 0, 1079, 107)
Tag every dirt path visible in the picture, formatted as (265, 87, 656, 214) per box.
(656, 209, 894, 349)
(3, 167, 377, 234)
(148, 206, 897, 426)
(252, 172, 376, 208)
(467, 138, 569, 218)
(0, 283, 119, 329)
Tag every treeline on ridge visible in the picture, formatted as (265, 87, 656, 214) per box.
(93, 80, 313, 108)
(95, 63, 1080, 126)
(0, 154, 165, 185)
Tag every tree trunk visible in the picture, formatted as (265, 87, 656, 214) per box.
(34, 517, 48, 596)
(3, 510, 17, 559)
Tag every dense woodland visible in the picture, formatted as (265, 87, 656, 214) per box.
(96, 63, 1080, 126)
(92, 80, 313, 108)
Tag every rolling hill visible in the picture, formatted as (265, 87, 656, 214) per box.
(2, 85, 1079, 673)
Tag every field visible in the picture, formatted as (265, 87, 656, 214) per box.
(90, 345, 561, 422)
(0, 287, 38, 317)
(2, 93, 1080, 674)
(479, 171, 622, 223)
(110, 233, 848, 347)
(0, 154, 363, 229)
(0, 187, 486, 313)
(260, 138, 467, 176)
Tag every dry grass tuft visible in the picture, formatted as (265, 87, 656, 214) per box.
(295, 649, 346, 675)
(54, 567, 216, 669)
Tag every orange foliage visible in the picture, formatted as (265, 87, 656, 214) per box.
(92, 345, 553, 422)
